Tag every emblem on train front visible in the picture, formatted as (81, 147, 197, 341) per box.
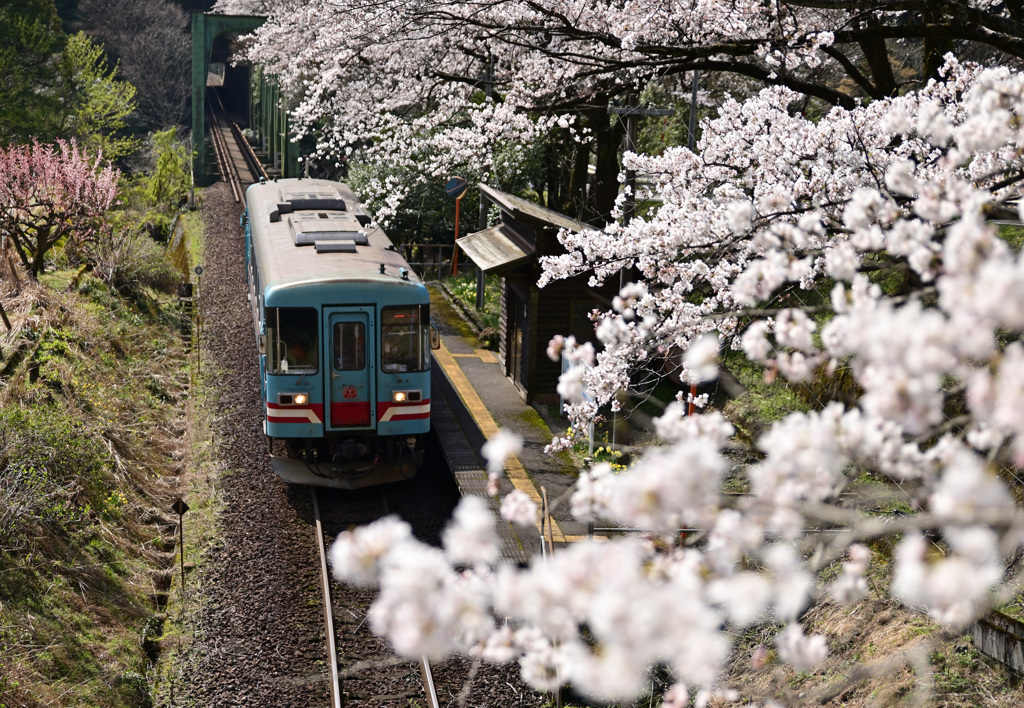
(342, 385, 358, 399)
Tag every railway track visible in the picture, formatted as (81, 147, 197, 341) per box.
(184, 119, 545, 707)
(208, 89, 267, 203)
(313, 484, 443, 707)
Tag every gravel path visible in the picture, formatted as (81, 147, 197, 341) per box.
(177, 182, 328, 707)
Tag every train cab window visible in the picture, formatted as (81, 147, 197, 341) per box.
(381, 305, 430, 373)
(333, 322, 365, 370)
(267, 307, 318, 374)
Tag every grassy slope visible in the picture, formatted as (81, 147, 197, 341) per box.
(0, 267, 190, 707)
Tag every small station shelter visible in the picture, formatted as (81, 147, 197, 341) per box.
(457, 185, 618, 404)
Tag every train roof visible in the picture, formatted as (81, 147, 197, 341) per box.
(245, 178, 424, 295)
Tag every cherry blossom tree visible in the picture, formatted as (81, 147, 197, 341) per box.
(212, 0, 1024, 703)
(0, 139, 120, 278)
(323, 60, 1024, 705)
(218, 0, 1024, 224)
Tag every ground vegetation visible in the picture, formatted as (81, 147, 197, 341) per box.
(0, 264, 191, 707)
(0, 6, 194, 699)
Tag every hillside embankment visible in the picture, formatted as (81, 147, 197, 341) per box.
(0, 229, 195, 707)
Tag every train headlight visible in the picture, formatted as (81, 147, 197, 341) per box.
(294, 393, 309, 406)
(393, 391, 407, 403)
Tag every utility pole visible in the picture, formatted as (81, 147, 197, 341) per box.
(607, 94, 674, 446)
(608, 94, 674, 289)
(477, 53, 495, 310)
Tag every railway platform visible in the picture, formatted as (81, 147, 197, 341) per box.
(427, 285, 592, 561)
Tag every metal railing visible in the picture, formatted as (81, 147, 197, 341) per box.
(397, 243, 457, 281)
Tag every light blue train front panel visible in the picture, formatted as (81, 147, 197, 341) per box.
(263, 302, 325, 439)
(262, 276, 434, 487)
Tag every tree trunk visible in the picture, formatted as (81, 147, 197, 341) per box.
(586, 101, 623, 226)
(923, 35, 955, 82)
(563, 134, 591, 219)
(858, 30, 898, 98)
(32, 226, 48, 278)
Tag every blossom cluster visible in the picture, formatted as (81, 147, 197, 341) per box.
(327, 61, 1024, 703)
(213, 0, 1024, 700)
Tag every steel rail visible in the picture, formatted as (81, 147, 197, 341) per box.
(206, 110, 236, 202)
(231, 121, 268, 182)
(419, 655, 440, 708)
(311, 488, 343, 708)
(208, 90, 247, 202)
(208, 109, 242, 203)
(376, 489, 440, 708)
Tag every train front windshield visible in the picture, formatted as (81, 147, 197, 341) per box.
(381, 305, 430, 373)
(267, 307, 319, 374)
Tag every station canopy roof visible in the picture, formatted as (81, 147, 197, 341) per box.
(457, 225, 535, 273)
(457, 184, 589, 273)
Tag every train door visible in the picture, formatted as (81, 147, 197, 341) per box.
(324, 308, 375, 429)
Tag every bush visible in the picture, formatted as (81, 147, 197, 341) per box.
(90, 224, 181, 295)
(140, 128, 190, 213)
(0, 407, 111, 550)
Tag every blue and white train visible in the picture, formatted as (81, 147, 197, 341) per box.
(241, 177, 437, 488)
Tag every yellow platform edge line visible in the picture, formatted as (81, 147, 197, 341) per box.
(435, 341, 566, 543)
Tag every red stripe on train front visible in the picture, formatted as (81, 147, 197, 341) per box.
(267, 403, 324, 425)
(377, 399, 430, 422)
(329, 401, 372, 426)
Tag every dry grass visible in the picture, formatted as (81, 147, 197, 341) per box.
(0, 267, 190, 708)
(722, 589, 1024, 707)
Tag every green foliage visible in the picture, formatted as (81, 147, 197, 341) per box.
(590, 445, 627, 470)
(117, 670, 152, 707)
(566, 427, 629, 471)
(0, 0, 66, 144)
(79, 129, 188, 299)
(0, 3, 139, 161)
(0, 272, 188, 706)
(101, 490, 128, 521)
(348, 157, 471, 243)
(998, 222, 1024, 251)
(1, 406, 111, 486)
(636, 80, 702, 155)
(0, 405, 111, 549)
(0, 669, 20, 708)
(58, 32, 138, 161)
(932, 639, 984, 697)
(448, 271, 501, 347)
(724, 351, 811, 440)
(140, 128, 191, 213)
(90, 223, 182, 296)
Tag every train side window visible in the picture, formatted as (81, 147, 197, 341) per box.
(267, 307, 318, 374)
(381, 305, 430, 373)
(333, 322, 365, 370)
